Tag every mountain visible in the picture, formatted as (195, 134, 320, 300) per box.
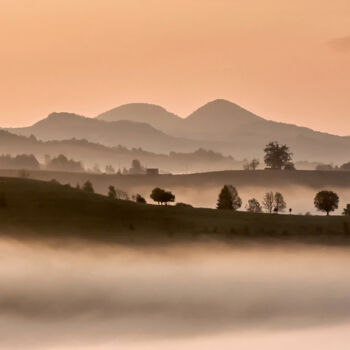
(96, 103, 183, 134)
(7, 112, 201, 154)
(97, 99, 350, 163)
(5, 100, 350, 163)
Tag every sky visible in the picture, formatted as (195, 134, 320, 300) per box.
(0, 0, 349, 135)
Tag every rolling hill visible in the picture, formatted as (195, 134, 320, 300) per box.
(0, 177, 349, 245)
(0, 130, 242, 173)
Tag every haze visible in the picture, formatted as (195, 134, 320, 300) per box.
(1, 0, 350, 135)
(2, 239, 350, 349)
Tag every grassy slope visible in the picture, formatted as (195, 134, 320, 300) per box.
(0, 177, 349, 245)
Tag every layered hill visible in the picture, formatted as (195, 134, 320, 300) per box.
(5, 99, 350, 163)
(98, 99, 350, 163)
(7, 112, 203, 153)
(0, 130, 241, 173)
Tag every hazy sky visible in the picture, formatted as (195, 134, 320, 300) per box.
(1, 0, 349, 135)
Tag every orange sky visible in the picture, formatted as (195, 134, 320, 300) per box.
(1, 0, 350, 135)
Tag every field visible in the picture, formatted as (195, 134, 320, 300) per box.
(0, 177, 349, 245)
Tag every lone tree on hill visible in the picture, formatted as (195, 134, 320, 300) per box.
(246, 198, 262, 213)
(314, 191, 339, 216)
(343, 204, 350, 216)
(217, 185, 242, 211)
(274, 192, 287, 214)
(264, 141, 293, 170)
(150, 187, 175, 205)
(82, 180, 94, 193)
(108, 185, 117, 199)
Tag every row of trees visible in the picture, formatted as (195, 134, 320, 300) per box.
(217, 186, 288, 214)
(216, 185, 347, 216)
(63, 178, 349, 216)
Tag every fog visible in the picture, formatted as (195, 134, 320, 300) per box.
(1, 238, 350, 349)
(133, 185, 350, 215)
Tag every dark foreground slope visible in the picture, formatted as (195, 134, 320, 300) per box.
(0, 177, 349, 245)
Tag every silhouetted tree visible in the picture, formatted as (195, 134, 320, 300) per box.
(274, 192, 286, 213)
(262, 191, 274, 214)
(314, 191, 339, 216)
(46, 154, 84, 172)
(315, 163, 334, 171)
(150, 187, 175, 205)
(264, 142, 293, 169)
(250, 159, 260, 170)
(340, 162, 350, 171)
(136, 194, 146, 204)
(246, 198, 262, 213)
(82, 180, 94, 193)
(217, 185, 242, 210)
(243, 158, 260, 170)
(343, 204, 350, 216)
(284, 162, 296, 170)
(105, 165, 115, 174)
(0, 154, 40, 170)
(108, 185, 117, 199)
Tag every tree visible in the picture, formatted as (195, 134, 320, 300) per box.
(82, 180, 94, 193)
(274, 192, 286, 213)
(246, 198, 262, 213)
(108, 185, 117, 199)
(314, 191, 339, 216)
(162, 191, 175, 205)
(250, 159, 260, 170)
(262, 191, 274, 214)
(284, 162, 296, 170)
(217, 185, 242, 210)
(342, 204, 350, 216)
(243, 158, 260, 170)
(264, 142, 293, 170)
(150, 187, 175, 205)
(105, 165, 115, 174)
(340, 162, 350, 170)
(136, 194, 146, 204)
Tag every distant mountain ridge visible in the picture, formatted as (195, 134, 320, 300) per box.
(5, 99, 350, 163)
(7, 112, 204, 153)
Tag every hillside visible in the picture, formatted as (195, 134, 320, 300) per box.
(0, 130, 242, 173)
(1, 169, 350, 215)
(99, 99, 350, 163)
(6, 112, 202, 153)
(0, 177, 349, 245)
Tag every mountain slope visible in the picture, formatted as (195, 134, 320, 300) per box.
(7, 112, 200, 153)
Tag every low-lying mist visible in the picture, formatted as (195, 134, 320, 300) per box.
(133, 185, 350, 215)
(1, 237, 350, 349)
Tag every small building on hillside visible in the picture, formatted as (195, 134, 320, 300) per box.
(146, 168, 159, 175)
